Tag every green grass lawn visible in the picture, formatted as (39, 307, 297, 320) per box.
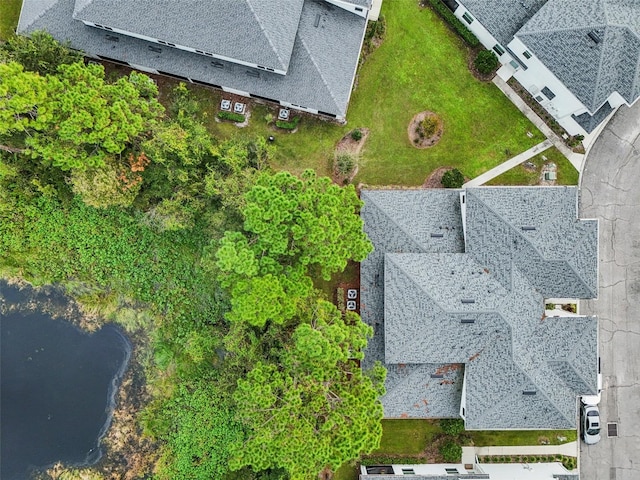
(346, 2, 545, 185)
(172, 1, 547, 186)
(375, 419, 442, 455)
(486, 147, 579, 186)
(467, 429, 577, 446)
(0, 0, 21, 41)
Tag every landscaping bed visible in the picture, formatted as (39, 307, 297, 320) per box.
(478, 454, 577, 471)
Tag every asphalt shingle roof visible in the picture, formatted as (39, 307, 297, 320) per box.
(360, 190, 465, 419)
(72, 0, 304, 72)
(361, 187, 599, 429)
(458, 0, 547, 47)
(515, 0, 640, 112)
(465, 187, 598, 299)
(18, 0, 366, 118)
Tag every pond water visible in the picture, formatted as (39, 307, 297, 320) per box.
(0, 284, 131, 480)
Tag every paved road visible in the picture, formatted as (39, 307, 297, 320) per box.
(580, 102, 640, 480)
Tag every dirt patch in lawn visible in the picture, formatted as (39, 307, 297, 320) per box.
(408, 112, 443, 149)
(333, 128, 370, 184)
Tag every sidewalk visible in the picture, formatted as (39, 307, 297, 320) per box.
(461, 441, 578, 465)
(463, 140, 552, 187)
(491, 77, 585, 172)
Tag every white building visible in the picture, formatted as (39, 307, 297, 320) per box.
(444, 0, 640, 135)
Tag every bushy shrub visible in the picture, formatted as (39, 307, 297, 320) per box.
(428, 0, 480, 47)
(335, 153, 357, 177)
(474, 49, 499, 75)
(440, 418, 465, 436)
(439, 440, 462, 463)
(441, 168, 465, 188)
(420, 116, 440, 138)
(351, 129, 363, 141)
(218, 111, 245, 122)
(276, 116, 300, 130)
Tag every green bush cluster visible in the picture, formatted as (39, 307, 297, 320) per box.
(439, 440, 462, 463)
(218, 110, 246, 122)
(440, 418, 465, 436)
(351, 129, 363, 141)
(474, 49, 499, 75)
(335, 153, 357, 177)
(427, 0, 480, 47)
(275, 116, 300, 130)
(419, 116, 440, 138)
(441, 168, 465, 188)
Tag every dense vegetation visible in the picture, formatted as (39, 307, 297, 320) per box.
(0, 33, 385, 480)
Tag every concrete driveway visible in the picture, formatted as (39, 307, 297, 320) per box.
(579, 102, 640, 480)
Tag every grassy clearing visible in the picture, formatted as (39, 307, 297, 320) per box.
(467, 429, 577, 446)
(162, 1, 546, 186)
(0, 0, 22, 41)
(333, 463, 360, 480)
(347, 1, 544, 185)
(486, 147, 579, 186)
(374, 419, 442, 455)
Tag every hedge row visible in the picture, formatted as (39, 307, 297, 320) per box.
(427, 0, 480, 47)
(217, 111, 245, 122)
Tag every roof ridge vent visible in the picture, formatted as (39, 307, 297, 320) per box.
(521, 226, 537, 231)
(461, 298, 475, 304)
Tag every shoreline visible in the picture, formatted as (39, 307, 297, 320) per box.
(1, 279, 158, 480)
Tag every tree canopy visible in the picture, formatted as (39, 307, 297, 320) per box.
(0, 30, 83, 76)
(0, 35, 385, 480)
(215, 169, 372, 284)
(230, 301, 386, 480)
(0, 60, 163, 171)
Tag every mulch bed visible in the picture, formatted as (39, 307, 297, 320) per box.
(467, 46, 497, 82)
(333, 128, 370, 184)
(422, 166, 450, 188)
(408, 111, 443, 149)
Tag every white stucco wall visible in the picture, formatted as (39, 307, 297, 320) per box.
(324, 0, 369, 18)
(454, 3, 513, 64)
(509, 37, 585, 118)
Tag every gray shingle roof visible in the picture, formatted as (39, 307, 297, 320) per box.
(465, 187, 598, 299)
(458, 0, 547, 46)
(18, 0, 366, 118)
(515, 0, 640, 112)
(72, 0, 304, 72)
(360, 187, 599, 430)
(572, 101, 614, 133)
(360, 190, 465, 419)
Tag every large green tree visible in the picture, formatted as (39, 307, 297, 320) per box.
(0, 60, 163, 171)
(27, 62, 163, 170)
(0, 31, 83, 76)
(230, 301, 386, 480)
(0, 62, 50, 138)
(215, 169, 372, 283)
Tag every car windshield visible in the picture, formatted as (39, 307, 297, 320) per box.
(587, 427, 600, 436)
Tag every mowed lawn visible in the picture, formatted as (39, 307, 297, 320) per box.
(168, 1, 549, 186)
(0, 0, 22, 41)
(347, 1, 546, 185)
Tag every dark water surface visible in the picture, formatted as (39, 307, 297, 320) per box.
(1, 284, 131, 480)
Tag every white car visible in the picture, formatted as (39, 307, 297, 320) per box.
(581, 403, 602, 445)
